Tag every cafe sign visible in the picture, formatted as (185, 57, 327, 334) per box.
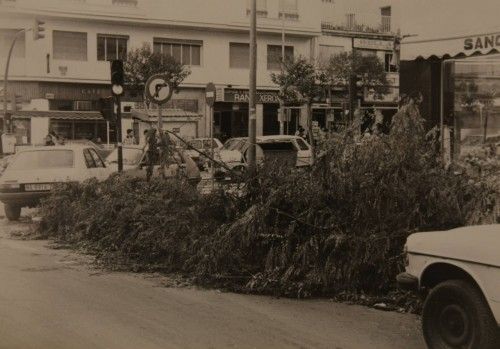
(224, 89, 280, 104)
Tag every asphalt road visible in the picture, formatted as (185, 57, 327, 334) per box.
(0, 216, 426, 349)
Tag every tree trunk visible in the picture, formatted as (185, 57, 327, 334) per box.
(307, 103, 315, 163)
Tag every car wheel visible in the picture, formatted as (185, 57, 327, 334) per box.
(5, 204, 21, 221)
(422, 279, 499, 349)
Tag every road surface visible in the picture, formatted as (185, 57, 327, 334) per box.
(0, 216, 425, 349)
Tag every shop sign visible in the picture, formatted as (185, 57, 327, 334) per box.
(353, 38, 393, 51)
(364, 86, 399, 103)
(464, 34, 500, 51)
(224, 89, 280, 104)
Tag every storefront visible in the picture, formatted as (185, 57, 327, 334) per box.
(401, 31, 500, 160)
(213, 88, 280, 140)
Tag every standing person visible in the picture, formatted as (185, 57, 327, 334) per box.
(123, 129, 135, 145)
(295, 125, 305, 138)
(44, 134, 55, 146)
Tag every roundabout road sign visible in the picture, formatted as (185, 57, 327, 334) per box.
(145, 74, 173, 105)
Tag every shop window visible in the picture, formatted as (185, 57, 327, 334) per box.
(0, 29, 25, 58)
(267, 45, 294, 70)
(97, 35, 128, 61)
(12, 118, 30, 144)
(53, 31, 87, 61)
(229, 43, 249, 69)
(446, 58, 500, 160)
(153, 38, 202, 66)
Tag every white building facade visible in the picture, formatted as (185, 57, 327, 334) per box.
(1, 0, 399, 146)
(0, 0, 321, 145)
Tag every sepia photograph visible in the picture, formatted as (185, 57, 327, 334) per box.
(0, 0, 499, 348)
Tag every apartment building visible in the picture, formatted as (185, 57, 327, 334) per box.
(314, 0, 400, 129)
(0, 0, 321, 145)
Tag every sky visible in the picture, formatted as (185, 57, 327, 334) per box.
(395, 0, 500, 41)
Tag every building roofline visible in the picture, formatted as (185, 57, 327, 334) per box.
(1, 6, 321, 37)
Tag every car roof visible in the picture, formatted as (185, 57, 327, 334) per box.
(16, 144, 90, 152)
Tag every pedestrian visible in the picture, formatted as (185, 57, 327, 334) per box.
(44, 134, 55, 146)
(295, 125, 305, 138)
(124, 129, 135, 145)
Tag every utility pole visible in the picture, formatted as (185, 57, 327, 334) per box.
(247, 0, 257, 171)
(279, 13, 285, 135)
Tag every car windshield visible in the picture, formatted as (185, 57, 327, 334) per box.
(9, 150, 74, 171)
(223, 139, 246, 151)
(107, 148, 143, 166)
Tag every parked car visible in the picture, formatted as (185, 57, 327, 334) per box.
(0, 155, 14, 177)
(0, 145, 112, 221)
(184, 138, 223, 170)
(65, 139, 115, 159)
(216, 135, 313, 175)
(105, 145, 201, 185)
(397, 224, 500, 349)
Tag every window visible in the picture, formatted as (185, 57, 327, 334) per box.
(10, 150, 74, 171)
(89, 148, 105, 168)
(267, 45, 294, 70)
(83, 149, 96, 168)
(246, 0, 267, 17)
(112, 0, 137, 6)
(229, 43, 249, 69)
(0, 29, 25, 58)
(97, 35, 127, 61)
(53, 31, 87, 61)
(279, 0, 299, 20)
(385, 52, 398, 72)
(295, 138, 310, 151)
(153, 38, 202, 66)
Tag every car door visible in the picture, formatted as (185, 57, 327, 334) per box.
(293, 138, 312, 166)
(88, 148, 110, 180)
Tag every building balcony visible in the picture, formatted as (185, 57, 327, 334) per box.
(321, 14, 392, 35)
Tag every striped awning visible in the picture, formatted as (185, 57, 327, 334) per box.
(2, 109, 200, 120)
(402, 31, 500, 61)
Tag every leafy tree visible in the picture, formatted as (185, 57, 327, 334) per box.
(124, 43, 191, 93)
(271, 57, 327, 161)
(124, 43, 191, 179)
(324, 51, 389, 101)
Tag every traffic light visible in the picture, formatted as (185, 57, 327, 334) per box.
(33, 19, 45, 40)
(110, 60, 124, 95)
(97, 97, 115, 123)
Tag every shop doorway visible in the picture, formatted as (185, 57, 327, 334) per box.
(214, 103, 249, 142)
(263, 104, 280, 135)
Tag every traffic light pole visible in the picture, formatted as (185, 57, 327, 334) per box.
(115, 95, 123, 172)
(3, 29, 26, 134)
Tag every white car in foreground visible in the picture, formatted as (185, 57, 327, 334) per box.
(0, 145, 111, 221)
(397, 224, 500, 349)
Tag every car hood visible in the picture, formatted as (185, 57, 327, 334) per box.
(407, 224, 500, 267)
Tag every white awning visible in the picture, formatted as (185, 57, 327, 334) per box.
(401, 31, 500, 60)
